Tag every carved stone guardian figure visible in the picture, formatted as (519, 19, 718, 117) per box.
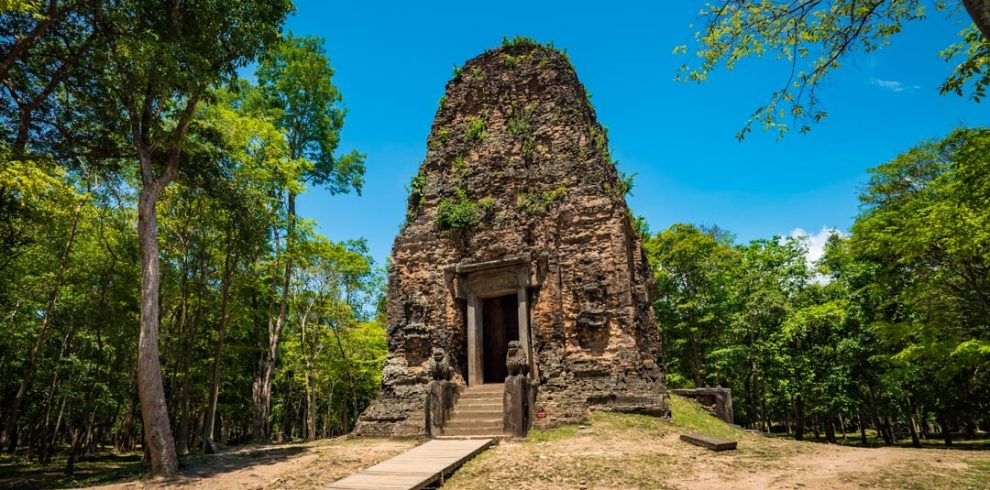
(428, 347, 453, 381)
(505, 340, 529, 377)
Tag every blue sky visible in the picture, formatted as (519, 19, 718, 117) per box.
(282, 1, 988, 266)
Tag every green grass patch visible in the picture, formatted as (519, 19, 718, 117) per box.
(527, 424, 578, 443)
(668, 394, 748, 440)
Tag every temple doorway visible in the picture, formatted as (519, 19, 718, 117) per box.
(481, 294, 519, 383)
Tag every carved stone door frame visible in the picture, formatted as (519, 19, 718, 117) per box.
(448, 254, 540, 386)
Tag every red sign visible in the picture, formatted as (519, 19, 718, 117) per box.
(536, 410, 547, 419)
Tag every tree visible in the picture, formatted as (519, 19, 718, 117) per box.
(191, 89, 293, 453)
(97, 0, 291, 475)
(851, 128, 990, 440)
(0, 159, 85, 452)
(679, 1, 990, 139)
(645, 224, 738, 387)
(0, 0, 103, 158)
(247, 33, 365, 441)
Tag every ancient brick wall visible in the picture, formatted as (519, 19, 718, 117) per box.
(354, 42, 668, 436)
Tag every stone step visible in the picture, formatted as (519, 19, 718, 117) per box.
(445, 419, 503, 431)
(464, 384, 504, 393)
(455, 400, 501, 407)
(452, 407, 503, 414)
(458, 391, 503, 400)
(442, 428, 505, 437)
(450, 411, 502, 422)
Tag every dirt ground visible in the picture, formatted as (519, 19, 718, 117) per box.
(444, 397, 990, 490)
(447, 426, 990, 490)
(86, 438, 414, 490)
(19, 396, 990, 489)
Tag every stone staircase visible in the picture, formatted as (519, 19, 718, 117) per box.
(441, 383, 504, 437)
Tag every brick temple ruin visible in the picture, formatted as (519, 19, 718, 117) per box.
(354, 42, 669, 437)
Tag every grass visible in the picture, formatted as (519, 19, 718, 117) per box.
(445, 395, 990, 489)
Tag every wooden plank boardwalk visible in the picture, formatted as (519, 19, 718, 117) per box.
(325, 438, 494, 490)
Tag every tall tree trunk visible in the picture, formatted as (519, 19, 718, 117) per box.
(2, 196, 84, 453)
(175, 251, 206, 455)
(688, 334, 702, 387)
(136, 182, 179, 477)
(793, 394, 805, 441)
(858, 412, 868, 445)
(117, 395, 137, 452)
(882, 413, 895, 444)
(43, 398, 66, 465)
(330, 324, 359, 428)
(304, 373, 316, 441)
(937, 410, 953, 446)
(301, 307, 316, 441)
(203, 245, 236, 454)
(824, 411, 837, 444)
(905, 399, 920, 448)
(253, 191, 296, 441)
(963, 0, 990, 42)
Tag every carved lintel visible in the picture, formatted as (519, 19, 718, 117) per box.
(454, 252, 532, 274)
(445, 253, 544, 299)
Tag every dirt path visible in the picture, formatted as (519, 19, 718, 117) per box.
(663, 432, 971, 489)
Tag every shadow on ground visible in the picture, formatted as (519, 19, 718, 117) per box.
(0, 444, 310, 489)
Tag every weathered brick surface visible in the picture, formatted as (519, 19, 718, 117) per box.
(354, 43, 669, 436)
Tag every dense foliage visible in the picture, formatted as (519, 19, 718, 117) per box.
(0, 0, 385, 477)
(648, 128, 990, 444)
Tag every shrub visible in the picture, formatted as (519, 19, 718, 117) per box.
(590, 124, 608, 153)
(502, 53, 520, 69)
(465, 116, 487, 143)
(406, 173, 425, 209)
(453, 156, 468, 175)
(502, 35, 540, 48)
(428, 127, 449, 150)
(516, 186, 567, 213)
(618, 170, 637, 197)
(507, 114, 528, 136)
(436, 189, 479, 230)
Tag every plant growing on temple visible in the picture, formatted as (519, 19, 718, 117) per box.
(465, 116, 487, 143)
(502, 35, 540, 48)
(436, 189, 480, 230)
(515, 186, 567, 214)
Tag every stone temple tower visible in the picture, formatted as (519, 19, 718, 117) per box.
(355, 41, 669, 436)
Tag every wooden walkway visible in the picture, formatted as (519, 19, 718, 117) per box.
(325, 438, 494, 490)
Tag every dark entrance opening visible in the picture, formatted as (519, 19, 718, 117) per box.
(481, 293, 519, 383)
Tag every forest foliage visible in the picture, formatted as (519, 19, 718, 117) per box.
(0, 0, 384, 476)
(647, 129, 990, 444)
